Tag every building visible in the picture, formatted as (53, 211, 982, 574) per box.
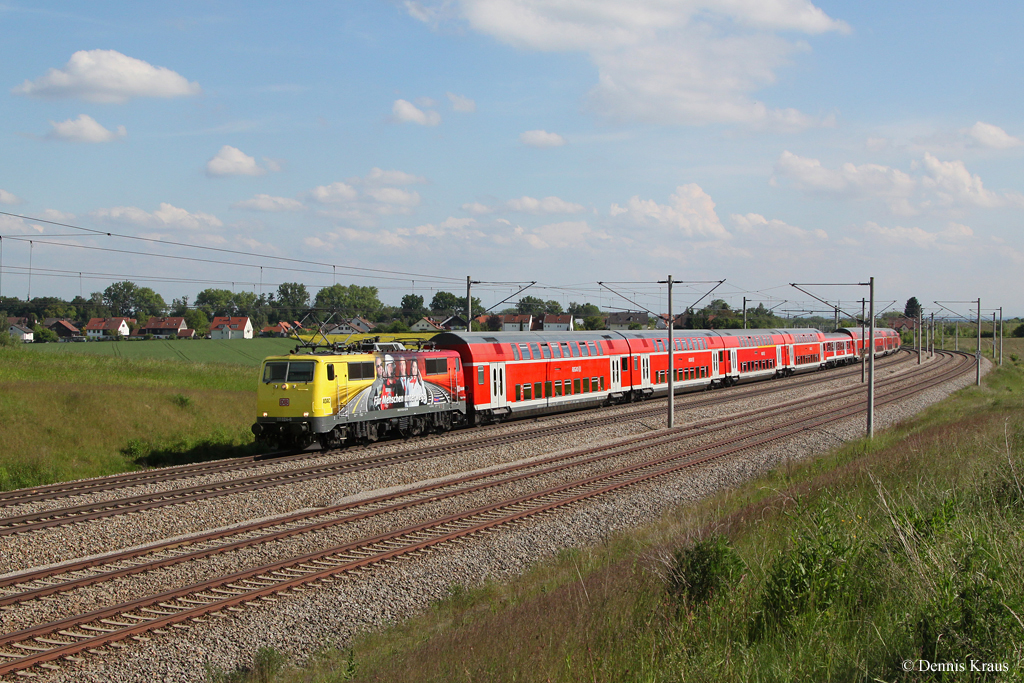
(8, 324, 33, 343)
(440, 315, 467, 330)
(139, 317, 187, 338)
(85, 317, 134, 339)
(890, 316, 919, 333)
(501, 314, 533, 331)
(261, 321, 295, 337)
(209, 316, 253, 339)
(540, 314, 574, 331)
(410, 317, 445, 332)
(607, 311, 649, 330)
(47, 319, 82, 340)
(327, 317, 377, 334)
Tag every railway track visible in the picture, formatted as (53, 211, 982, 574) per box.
(0, 352, 913, 536)
(0, 351, 972, 677)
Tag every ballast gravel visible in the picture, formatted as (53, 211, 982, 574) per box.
(1, 353, 982, 683)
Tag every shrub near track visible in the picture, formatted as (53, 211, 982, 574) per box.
(0, 346, 262, 491)
(243, 360, 1024, 683)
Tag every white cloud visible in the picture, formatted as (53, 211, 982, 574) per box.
(505, 196, 584, 214)
(308, 182, 359, 203)
(232, 194, 304, 212)
(45, 114, 126, 143)
(397, 216, 483, 239)
(358, 168, 427, 186)
(91, 203, 223, 230)
(446, 92, 477, 112)
(410, 1, 847, 127)
(862, 220, 975, 250)
(965, 122, 1021, 150)
(365, 187, 421, 207)
(40, 209, 76, 222)
(392, 99, 441, 126)
(519, 220, 603, 249)
(13, 49, 201, 104)
(774, 151, 918, 214)
(608, 184, 730, 239)
(0, 189, 22, 205)
(919, 153, 1013, 208)
(462, 202, 494, 215)
(262, 157, 285, 173)
(206, 146, 268, 177)
(731, 213, 827, 240)
(520, 129, 565, 148)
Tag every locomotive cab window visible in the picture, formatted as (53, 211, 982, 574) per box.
(425, 358, 449, 375)
(285, 361, 315, 383)
(327, 364, 335, 381)
(348, 361, 375, 380)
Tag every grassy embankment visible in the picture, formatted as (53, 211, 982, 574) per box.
(0, 345, 263, 491)
(214, 357, 1024, 682)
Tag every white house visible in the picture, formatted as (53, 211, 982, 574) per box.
(8, 324, 33, 342)
(209, 316, 253, 339)
(540, 314, 574, 331)
(84, 317, 133, 339)
(410, 317, 444, 332)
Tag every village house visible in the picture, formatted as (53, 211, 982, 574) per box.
(607, 311, 649, 330)
(84, 317, 134, 339)
(139, 317, 187, 338)
(8, 323, 33, 343)
(501, 314, 533, 331)
(539, 314, 574, 331)
(410, 317, 445, 332)
(209, 316, 253, 339)
(46, 319, 82, 341)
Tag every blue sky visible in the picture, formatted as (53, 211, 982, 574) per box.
(1, 1, 1021, 319)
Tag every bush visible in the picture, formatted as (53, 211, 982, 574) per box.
(667, 535, 743, 605)
(0, 331, 18, 347)
(1013, 324, 1024, 338)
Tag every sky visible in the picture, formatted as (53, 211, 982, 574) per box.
(0, 1, 1021, 321)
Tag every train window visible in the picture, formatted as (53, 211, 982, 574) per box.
(523, 383, 532, 400)
(541, 343, 551, 359)
(286, 362, 315, 383)
(425, 358, 449, 375)
(599, 376, 605, 390)
(582, 377, 590, 392)
(534, 382, 542, 399)
(555, 380, 563, 396)
(560, 342, 571, 357)
(621, 357, 628, 373)
(545, 381, 552, 397)
(511, 344, 520, 361)
(327, 364, 335, 381)
(634, 356, 639, 371)
(263, 362, 288, 383)
(573, 378, 581, 393)
(347, 361, 375, 380)
(568, 342, 578, 357)
(515, 384, 522, 401)
(588, 341, 600, 356)
(551, 343, 562, 359)
(530, 343, 542, 359)
(579, 342, 590, 357)
(519, 343, 532, 360)
(478, 366, 485, 384)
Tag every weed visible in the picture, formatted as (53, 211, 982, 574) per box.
(207, 647, 287, 683)
(171, 393, 193, 409)
(666, 535, 743, 606)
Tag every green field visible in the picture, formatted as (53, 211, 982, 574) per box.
(0, 345, 263, 490)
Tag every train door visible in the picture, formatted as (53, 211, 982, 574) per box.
(610, 357, 621, 391)
(491, 362, 506, 409)
(712, 350, 719, 377)
(776, 345, 782, 372)
(729, 350, 738, 377)
(641, 354, 650, 386)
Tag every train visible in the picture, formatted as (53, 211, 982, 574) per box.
(251, 326, 901, 450)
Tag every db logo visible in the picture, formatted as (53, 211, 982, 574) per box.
(279, 398, 290, 406)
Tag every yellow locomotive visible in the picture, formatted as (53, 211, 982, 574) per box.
(252, 340, 467, 450)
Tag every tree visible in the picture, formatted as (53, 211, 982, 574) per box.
(103, 281, 139, 317)
(315, 284, 383, 318)
(132, 287, 167, 319)
(430, 291, 460, 314)
(195, 289, 235, 317)
(583, 315, 605, 330)
(904, 297, 922, 319)
(170, 296, 189, 317)
(544, 300, 563, 315)
(517, 296, 546, 316)
(485, 315, 502, 331)
(183, 309, 209, 335)
(568, 302, 601, 318)
(32, 324, 58, 342)
(276, 283, 310, 321)
(401, 294, 424, 313)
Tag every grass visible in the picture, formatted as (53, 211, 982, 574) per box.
(0, 345, 264, 490)
(217, 357, 1024, 682)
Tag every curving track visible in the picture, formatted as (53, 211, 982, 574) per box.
(0, 350, 972, 678)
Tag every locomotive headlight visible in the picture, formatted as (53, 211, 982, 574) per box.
(263, 412, 268, 417)
(282, 383, 289, 390)
(303, 412, 309, 417)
